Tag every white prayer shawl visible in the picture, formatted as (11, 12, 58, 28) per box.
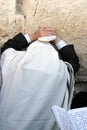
(0, 41, 74, 130)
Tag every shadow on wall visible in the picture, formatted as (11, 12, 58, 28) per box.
(75, 82, 87, 93)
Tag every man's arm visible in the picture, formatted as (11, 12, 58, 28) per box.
(54, 37, 80, 74)
(1, 33, 29, 54)
(1, 27, 80, 73)
(1, 27, 56, 54)
(59, 44, 80, 74)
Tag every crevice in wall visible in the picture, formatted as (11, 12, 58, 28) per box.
(33, 1, 39, 16)
(16, 0, 23, 14)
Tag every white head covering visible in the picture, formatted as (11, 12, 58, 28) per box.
(0, 41, 74, 130)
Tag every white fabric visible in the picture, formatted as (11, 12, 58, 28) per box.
(38, 35, 56, 42)
(56, 40, 67, 50)
(0, 41, 74, 130)
(24, 34, 31, 43)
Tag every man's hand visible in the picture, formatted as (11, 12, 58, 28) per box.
(29, 26, 61, 44)
(29, 27, 56, 41)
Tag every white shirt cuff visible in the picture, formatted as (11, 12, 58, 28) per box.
(24, 34, 31, 43)
(56, 40, 67, 50)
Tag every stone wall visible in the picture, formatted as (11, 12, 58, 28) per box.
(0, 0, 87, 84)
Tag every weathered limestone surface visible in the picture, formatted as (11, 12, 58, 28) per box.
(0, 0, 16, 45)
(0, 0, 87, 82)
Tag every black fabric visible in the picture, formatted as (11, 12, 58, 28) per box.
(59, 45, 80, 74)
(1, 33, 29, 54)
(71, 91, 87, 109)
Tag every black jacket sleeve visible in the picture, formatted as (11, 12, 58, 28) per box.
(59, 45, 80, 74)
(1, 33, 30, 54)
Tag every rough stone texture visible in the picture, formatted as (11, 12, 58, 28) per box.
(0, 0, 16, 45)
(0, 0, 87, 83)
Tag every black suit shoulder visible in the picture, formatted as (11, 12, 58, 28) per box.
(1, 33, 29, 54)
